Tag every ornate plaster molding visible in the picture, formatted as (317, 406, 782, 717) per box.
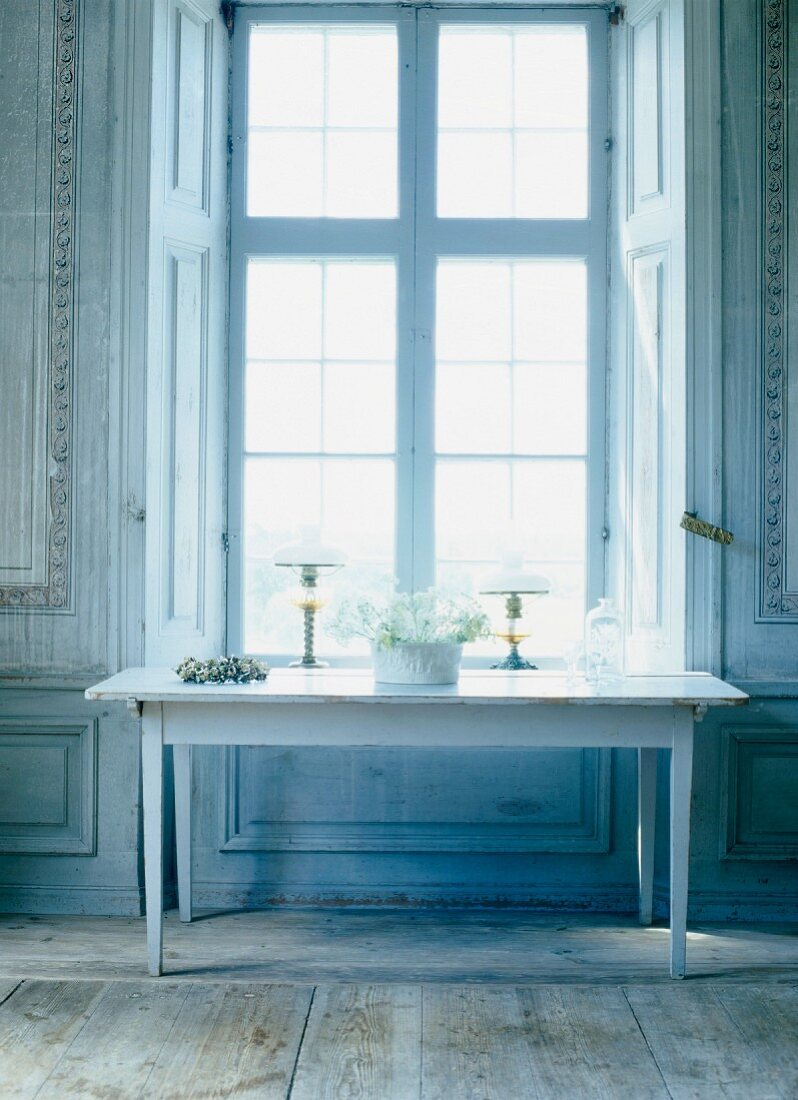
(0, 0, 78, 610)
(759, 0, 797, 619)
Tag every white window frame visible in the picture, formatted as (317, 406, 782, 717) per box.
(227, 4, 609, 666)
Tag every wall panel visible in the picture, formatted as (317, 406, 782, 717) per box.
(720, 725, 798, 860)
(0, 0, 116, 676)
(0, 718, 97, 855)
(0, 0, 76, 609)
(170, 3, 211, 209)
(160, 242, 208, 636)
(723, 0, 798, 676)
(757, 0, 798, 621)
(629, 4, 667, 211)
(626, 247, 667, 635)
(222, 747, 611, 854)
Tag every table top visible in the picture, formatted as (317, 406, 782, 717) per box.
(85, 667, 749, 708)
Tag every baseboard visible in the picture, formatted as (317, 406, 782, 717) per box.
(652, 888, 798, 922)
(0, 883, 176, 917)
(193, 883, 798, 920)
(191, 882, 641, 912)
(1, 880, 792, 921)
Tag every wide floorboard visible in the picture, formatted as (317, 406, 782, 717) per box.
(0, 912, 797, 1098)
(0, 978, 797, 1098)
(1, 910, 797, 984)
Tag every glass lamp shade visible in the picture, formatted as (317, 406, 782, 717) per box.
(273, 527, 347, 572)
(479, 551, 549, 596)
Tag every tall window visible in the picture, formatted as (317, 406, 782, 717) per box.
(229, 7, 607, 662)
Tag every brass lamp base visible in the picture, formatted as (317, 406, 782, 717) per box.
(492, 630, 537, 671)
(492, 648, 537, 671)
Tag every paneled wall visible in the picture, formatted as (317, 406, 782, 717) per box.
(0, 0, 146, 912)
(0, 0, 796, 919)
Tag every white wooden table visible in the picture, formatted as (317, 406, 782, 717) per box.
(86, 668, 747, 979)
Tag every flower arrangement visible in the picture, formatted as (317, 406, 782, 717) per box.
(175, 656, 269, 684)
(327, 589, 491, 650)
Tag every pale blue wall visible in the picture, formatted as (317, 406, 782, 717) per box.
(0, 0, 796, 919)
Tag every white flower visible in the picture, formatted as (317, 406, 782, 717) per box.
(327, 588, 491, 649)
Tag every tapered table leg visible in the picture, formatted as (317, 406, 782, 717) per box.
(173, 743, 192, 923)
(669, 710, 694, 978)
(141, 703, 164, 976)
(638, 747, 657, 926)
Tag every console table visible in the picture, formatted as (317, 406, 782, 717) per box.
(85, 668, 747, 979)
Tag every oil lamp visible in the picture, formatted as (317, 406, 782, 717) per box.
(480, 551, 549, 670)
(273, 528, 346, 668)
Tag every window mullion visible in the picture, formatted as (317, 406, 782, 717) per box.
(410, 9, 438, 592)
(394, 9, 418, 594)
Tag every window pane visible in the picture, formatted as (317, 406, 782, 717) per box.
(327, 31, 398, 127)
(437, 25, 588, 218)
(436, 259, 587, 452)
(513, 363, 587, 455)
(324, 262, 396, 360)
(246, 259, 396, 454)
(247, 261, 322, 360)
(436, 459, 585, 564)
(436, 262, 511, 361)
(436, 461, 511, 561)
(249, 31, 324, 126)
(512, 460, 586, 562)
(244, 457, 395, 653)
(324, 363, 395, 453)
(438, 30, 512, 128)
(515, 132, 588, 219)
(246, 363, 322, 453)
(512, 261, 587, 361)
(436, 363, 511, 454)
(248, 25, 398, 217)
(513, 31, 588, 129)
(248, 132, 324, 217)
(325, 131, 398, 218)
(437, 133, 512, 218)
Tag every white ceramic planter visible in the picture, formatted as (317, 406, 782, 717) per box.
(370, 642, 463, 685)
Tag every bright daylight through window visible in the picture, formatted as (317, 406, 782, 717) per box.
(229, 8, 607, 662)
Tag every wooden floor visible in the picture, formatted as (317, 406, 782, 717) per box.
(1, 911, 797, 1098)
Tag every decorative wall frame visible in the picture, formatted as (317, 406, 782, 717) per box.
(221, 746, 612, 855)
(0, 0, 79, 611)
(759, 0, 798, 620)
(0, 717, 98, 856)
(719, 725, 798, 860)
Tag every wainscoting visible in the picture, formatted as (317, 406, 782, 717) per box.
(0, 718, 97, 856)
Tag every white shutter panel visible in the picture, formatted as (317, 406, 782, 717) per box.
(608, 0, 686, 673)
(144, 0, 228, 665)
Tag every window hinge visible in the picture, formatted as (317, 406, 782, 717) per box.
(221, 1, 234, 35)
(604, 136, 613, 152)
(222, 532, 230, 554)
(601, 526, 610, 541)
(609, 5, 625, 26)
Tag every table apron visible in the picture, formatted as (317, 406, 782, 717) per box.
(155, 701, 688, 749)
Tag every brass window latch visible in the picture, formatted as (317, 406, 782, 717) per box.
(680, 511, 734, 545)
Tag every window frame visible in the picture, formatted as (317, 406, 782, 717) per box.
(227, 4, 608, 666)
